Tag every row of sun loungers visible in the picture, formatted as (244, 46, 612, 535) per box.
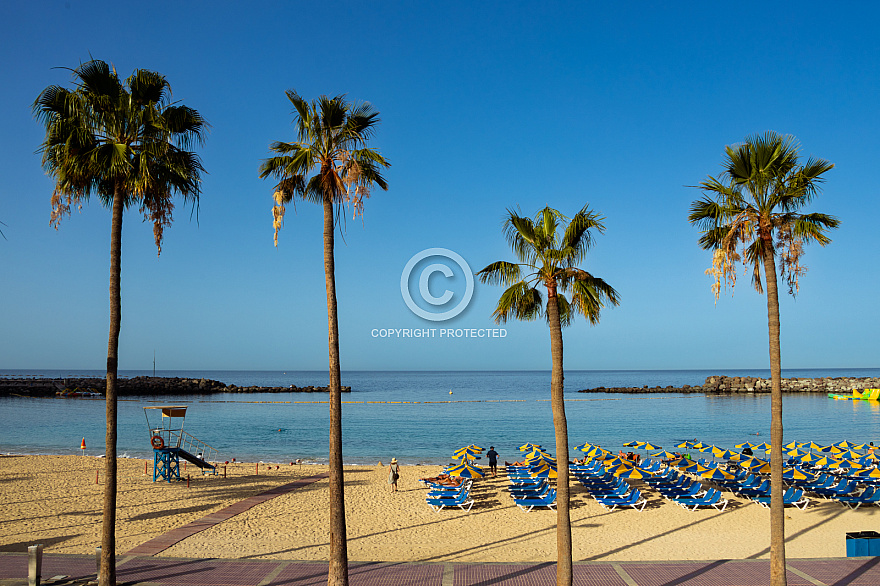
(507, 466, 558, 511)
(424, 479, 474, 512)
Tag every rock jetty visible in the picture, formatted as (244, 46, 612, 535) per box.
(0, 376, 351, 397)
(579, 375, 880, 395)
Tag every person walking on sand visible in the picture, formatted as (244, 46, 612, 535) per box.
(486, 446, 499, 477)
(388, 458, 400, 493)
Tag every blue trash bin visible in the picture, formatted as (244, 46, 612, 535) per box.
(846, 531, 880, 557)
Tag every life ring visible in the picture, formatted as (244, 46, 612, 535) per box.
(151, 435, 165, 449)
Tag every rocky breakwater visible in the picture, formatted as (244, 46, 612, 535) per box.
(579, 376, 880, 395)
(0, 376, 351, 397)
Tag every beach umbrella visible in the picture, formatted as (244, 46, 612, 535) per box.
(529, 463, 557, 478)
(651, 450, 680, 459)
(700, 468, 735, 481)
(854, 467, 880, 479)
(753, 463, 772, 474)
(575, 442, 592, 451)
(589, 448, 613, 460)
(745, 458, 770, 470)
(613, 465, 654, 479)
(754, 442, 771, 451)
(735, 442, 757, 449)
(782, 468, 814, 481)
(851, 443, 869, 451)
(836, 440, 857, 449)
(826, 446, 845, 455)
(783, 441, 805, 449)
(447, 463, 484, 478)
(669, 458, 693, 468)
(678, 460, 701, 472)
(602, 457, 628, 468)
(808, 456, 838, 468)
(641, 443, 662, 451)
(726, 453, 745, 462)
(797, 452, 822, 463)
(715, 449, 739, 460)
(676, 441, 695, 449)
(469, 444, 484, 451)
(622, 441, 643, 447)
(518, 443, 541, 451)
(858, 453, 880, 464)
(839, 450, 865, 460)
(691, 442, 707, 450)
(453, 446, 480, 458)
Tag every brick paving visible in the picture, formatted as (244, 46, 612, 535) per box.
(124, 472, 329, 556)
(2, 554, 879, 586)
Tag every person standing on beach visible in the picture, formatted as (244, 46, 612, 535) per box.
(388, 458, 400, 493)
(486, 447, 499, 477)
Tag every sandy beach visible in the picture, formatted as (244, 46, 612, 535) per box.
(2, 454, 878, 562)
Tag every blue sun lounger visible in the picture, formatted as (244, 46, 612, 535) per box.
(752, 487, 809, 510)
(426, 489, 474, 512)
(595, 489, 648, 512)
(834, 486, 880, 510)
(673, 488, 728, 511)
(514, 488, 557, 512)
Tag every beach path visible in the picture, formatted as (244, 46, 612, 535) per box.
(124, 472, 329, 556)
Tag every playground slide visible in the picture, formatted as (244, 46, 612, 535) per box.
(177, 448, 216, 471)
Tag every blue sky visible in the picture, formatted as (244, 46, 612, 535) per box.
(1, 1, 877, 372)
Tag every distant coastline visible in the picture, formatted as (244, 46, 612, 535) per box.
(579, 375, 880, 395)
(0, 376, 351, 397)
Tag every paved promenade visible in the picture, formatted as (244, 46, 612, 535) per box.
(1, 554, 878, 586)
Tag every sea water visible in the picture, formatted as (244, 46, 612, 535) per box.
(1, 368, 879, 465)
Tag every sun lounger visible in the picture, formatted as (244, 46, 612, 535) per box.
(735, 479, 770, 498)
(595, 489, 648, 512)
(426, 489, 475, 512)
(594, 489, 648, 512)
(514, 488, 557, 512)
(810, 479, 859, 499)
(674, 488, 728, 511)
(834, 486, 880, 510)
(659, 482, 706, 500)
(752, 488, 809, 510)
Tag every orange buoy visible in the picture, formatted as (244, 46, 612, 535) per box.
(80, 438, 86, 451)
(151, 435, 165, 449)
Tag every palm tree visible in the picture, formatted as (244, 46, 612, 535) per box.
(259, 91, 389, 586)
(688, 131, 838, 586)
(33, 59, 206, 586)
(477, 206, 619, 586)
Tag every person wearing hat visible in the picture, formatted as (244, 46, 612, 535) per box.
(388, 458, 400, 493)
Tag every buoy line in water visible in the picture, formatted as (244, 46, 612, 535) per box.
(180, 395, 702, 405)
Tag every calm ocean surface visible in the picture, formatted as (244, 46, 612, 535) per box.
(2, 368, 879, 465)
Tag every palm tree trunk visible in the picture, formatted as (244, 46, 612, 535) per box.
(545, 286, 572, 586)
(323, 195, 348, 586)
(763, 246, 787, 586)
(99, 184, 123, 586)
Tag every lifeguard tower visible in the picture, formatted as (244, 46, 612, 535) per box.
(144, 406, 218, 482)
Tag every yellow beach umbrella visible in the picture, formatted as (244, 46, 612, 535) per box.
(518, 443, 541, 451)
(614, 466, 654, 479)
(854, 467, 880, 478)
(828, 446, 845, 455)
(677, 441, 694, 449)
(622, 441, 644, 448)
(652, 450, 680, 459)
(783, 441, 804, 449)
(836, 440, 857, 449)
(701, 468, 735, 481)
(448, 463, 484, 478)
(735, 442, 757, 449)
(716, 449, 739, 460)
(782, 468, 812, 481)
(806, 442, 826, 451)
(754, 463, 772, 474)
(639, 443, 661, 451)
(529, 463, 557, 478)
(839, 450, 865, 460)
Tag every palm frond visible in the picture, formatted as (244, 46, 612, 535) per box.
(476, 261, 523, 287)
